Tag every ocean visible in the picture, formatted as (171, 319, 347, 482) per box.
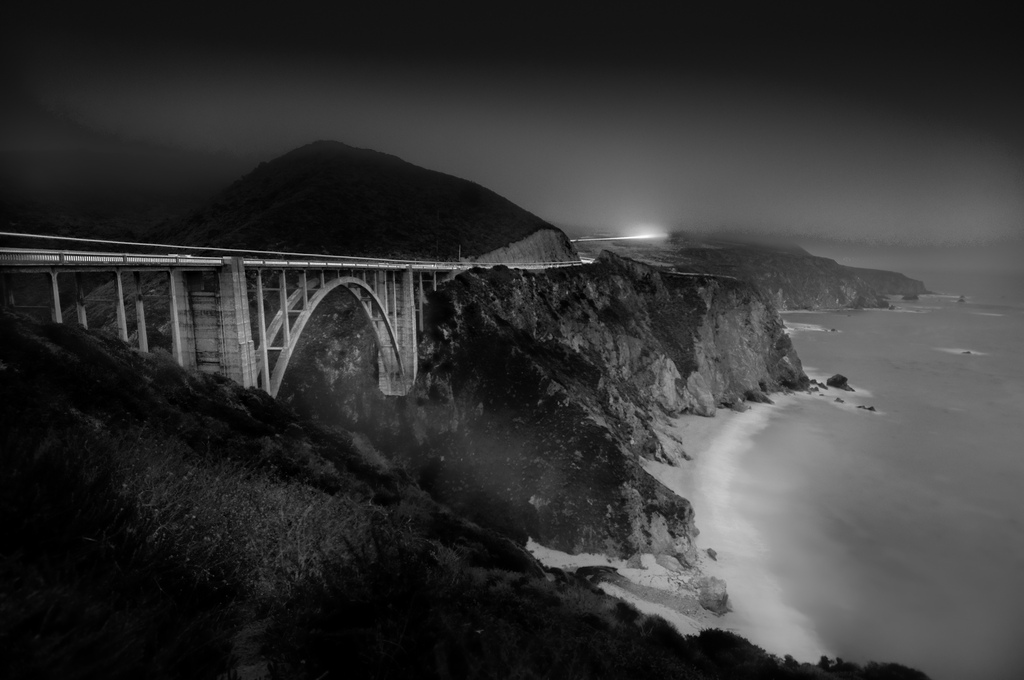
(668, 278, 1024, 679)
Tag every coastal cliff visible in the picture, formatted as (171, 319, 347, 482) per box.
(575, 233, 929, 309)
(848, 265, 930, 298)
(281, 252, 807, 566)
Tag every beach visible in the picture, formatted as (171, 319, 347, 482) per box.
(529, 399, 831, 663)
(645, 403, 831, 662)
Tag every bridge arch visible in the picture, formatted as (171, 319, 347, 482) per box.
(264, 276, 403, 397)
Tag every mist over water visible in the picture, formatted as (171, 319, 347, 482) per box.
(745, 279, 1024, 679)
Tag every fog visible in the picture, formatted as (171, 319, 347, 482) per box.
(3, 4, 1022, 249)
(796, 237, 1024, 299)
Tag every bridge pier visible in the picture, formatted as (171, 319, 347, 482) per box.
(49, 270, 62, 323)
(165, 259, 259, 387)
(378, 266, 418, 395)
(133, 271, 149, 352)
(113, 270, 128, 342)
(216, 258, 259, 388)
(168, 270, 195, 370)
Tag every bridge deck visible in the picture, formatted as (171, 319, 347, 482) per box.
(0, 248, 581, 273)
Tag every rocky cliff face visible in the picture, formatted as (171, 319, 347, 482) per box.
(469, 228, 578, 264)
(280, 252, 807, 566)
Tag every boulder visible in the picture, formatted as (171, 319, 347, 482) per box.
(655, 554, 684, 572)
(694, 575, 729, 614)
(706, 548, 718, 561)
(744, 388, 774, 404)
(834, 397, 844, 403)
(857, 405, 877, 412)
(826, 374, 855, 391)
(575, 565, 619, 584)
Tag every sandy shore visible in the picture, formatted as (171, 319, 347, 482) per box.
(528, 399, 831, 662)
(646, 400, 829, 661)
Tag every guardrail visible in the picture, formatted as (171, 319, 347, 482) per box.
(0, 247, 586, 272)
(0, 249, 223, 267)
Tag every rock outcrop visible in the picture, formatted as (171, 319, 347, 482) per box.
(281, 252, 807, 565)
(826, 374, 855, 391)
(695, 575, 729, 614)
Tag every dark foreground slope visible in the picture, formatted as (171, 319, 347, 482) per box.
(158, 140, 576, 261)
(576, 233, 928, 309)
(282, 253, 807, 567)
(0, 311, 930, 680)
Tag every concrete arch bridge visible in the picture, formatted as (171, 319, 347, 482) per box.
(0, 236, 582, 396)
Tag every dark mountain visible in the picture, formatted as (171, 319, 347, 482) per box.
(576, 232, 928, 309)
(159, 140, 572, 260)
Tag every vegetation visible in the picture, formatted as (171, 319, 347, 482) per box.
(158, 140, 560, 260)
(0, 311, 929, 679)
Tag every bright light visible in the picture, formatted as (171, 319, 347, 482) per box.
(570, 233, 667, 242)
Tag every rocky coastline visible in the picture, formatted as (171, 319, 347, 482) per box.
(280, 251, 809, 615)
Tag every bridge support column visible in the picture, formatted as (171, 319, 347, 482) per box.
(379, 266, 418, 395)
(113, 270, 128, 342)
(255, 270, 270, 392)
(49, 271, 62, 323)
(133, 271, 148, 352)
(417, 271, 424, 334)
(214, 258, 258, 388)
(168, 270, 197, 370)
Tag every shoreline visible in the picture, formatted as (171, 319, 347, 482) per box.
(646, 400, 831, 662)
(529, 397, 831, 663)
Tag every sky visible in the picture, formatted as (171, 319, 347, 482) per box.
(2, 2, 1022, 246)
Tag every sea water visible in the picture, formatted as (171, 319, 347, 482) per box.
(732, 286, 1024, 679)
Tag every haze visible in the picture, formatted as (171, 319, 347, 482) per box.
(2, 3, 1022, 247)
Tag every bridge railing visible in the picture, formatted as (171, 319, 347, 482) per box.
(0, 247, 586, 272)
(0, 248, 224, 267)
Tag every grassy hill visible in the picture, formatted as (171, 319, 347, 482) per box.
(158, 140, 565, 260)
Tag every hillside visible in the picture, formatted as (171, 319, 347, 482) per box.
(157, 140, 576, 261)
(575, 233, 928, 309)
(0, 309, 931, 680)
